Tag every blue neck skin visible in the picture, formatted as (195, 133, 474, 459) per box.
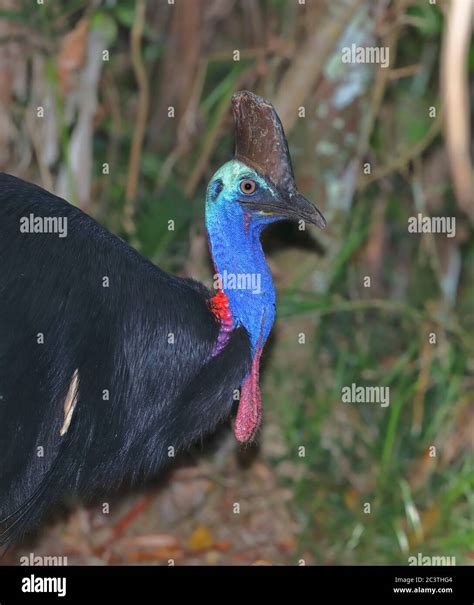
(206, 194, 276, 356)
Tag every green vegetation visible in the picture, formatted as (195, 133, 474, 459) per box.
(0, 0, 472, 565)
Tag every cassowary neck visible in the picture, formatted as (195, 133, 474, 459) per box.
(206, 202, 276, 355)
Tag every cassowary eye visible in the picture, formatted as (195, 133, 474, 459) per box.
(240, 179, 257, 195)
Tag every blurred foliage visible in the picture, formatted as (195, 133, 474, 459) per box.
(0, 0, 472, 565)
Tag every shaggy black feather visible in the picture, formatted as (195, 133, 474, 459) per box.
(0, 173, 251, 544)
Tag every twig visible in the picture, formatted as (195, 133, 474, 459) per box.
(184, 92, 230, 197)
(156, 59, 208, 194)
(412, 321, 433, 436)
(26, 107, 54, 192)
(357, 108, 444, 189)
(124, 0, 149, 239)
(388, 64, 422, 80)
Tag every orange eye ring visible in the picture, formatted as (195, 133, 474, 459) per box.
(240, 179, 257, 195)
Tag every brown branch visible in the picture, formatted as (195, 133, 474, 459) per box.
(184, 92, 230, 198)
(272, 0, 361, 133)
(441, 0, 474, 223)
(124, 0, 149, 239)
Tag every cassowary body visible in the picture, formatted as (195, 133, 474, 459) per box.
(0, 92, 325, 543)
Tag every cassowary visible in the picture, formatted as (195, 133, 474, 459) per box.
(0, 91, 325, 544)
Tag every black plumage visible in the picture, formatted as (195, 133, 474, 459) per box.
(0, 173, 251, 543)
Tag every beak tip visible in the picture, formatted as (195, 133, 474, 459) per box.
(290, 192, 327, 230)
(314, 213, 327, 230)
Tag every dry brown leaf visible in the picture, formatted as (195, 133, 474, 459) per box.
(57, 17, 90, 95)
(116, 533, 179, 550)
(188, 524, 214, 551)
(277, 536, 297, 550)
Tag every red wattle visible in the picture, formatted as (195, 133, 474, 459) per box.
(234, 347, 263, 442)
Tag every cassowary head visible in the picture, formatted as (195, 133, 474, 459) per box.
(206, 91, 326, 231)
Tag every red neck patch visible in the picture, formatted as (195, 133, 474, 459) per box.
(210, 289, 232, 324)
(209, 289, 233, 356)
